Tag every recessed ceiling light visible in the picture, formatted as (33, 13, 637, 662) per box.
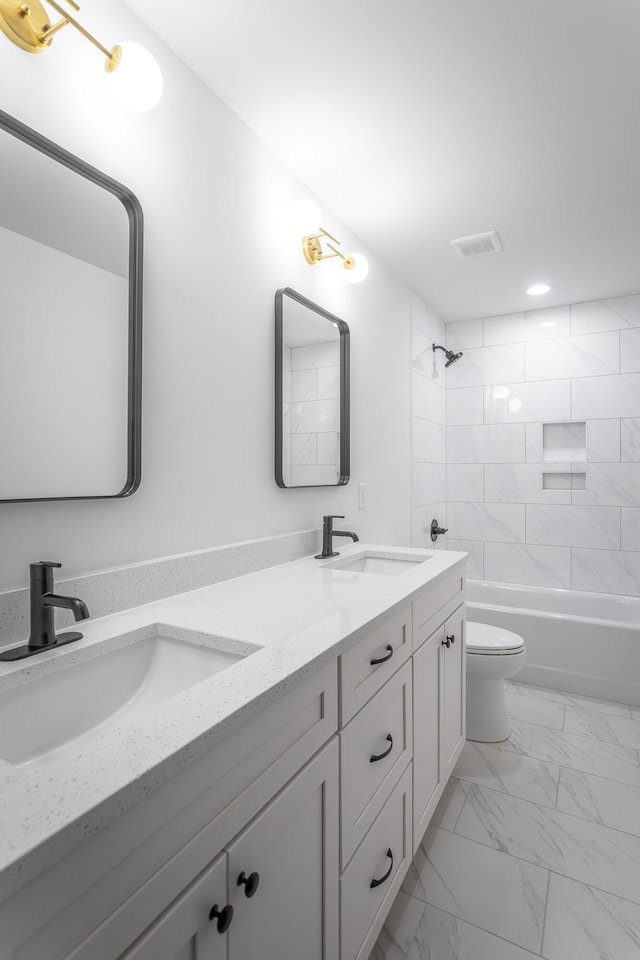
(526, 284, 553, 296)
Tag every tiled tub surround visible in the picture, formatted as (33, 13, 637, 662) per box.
(282, 341, 341, 486)
(369, 680, 640, 960)
(410, 293, 448, 549)
(0, 542, 465, 903)
(445, 293, 640, 596)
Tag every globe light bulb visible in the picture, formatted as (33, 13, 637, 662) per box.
(342, 252, 369, 284)
(508, 397, 522, 412)
(293, 199, 323, 236)
(107, 42, 163, 112)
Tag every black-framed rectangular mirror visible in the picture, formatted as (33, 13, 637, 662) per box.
(275, 287, 350, 487)
(0, 109, 143, 503)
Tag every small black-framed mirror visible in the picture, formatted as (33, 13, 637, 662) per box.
(275, 287, 350, 488)
(0, 109, 143, 503)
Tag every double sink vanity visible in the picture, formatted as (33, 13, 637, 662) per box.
(0, 543, 466, 960)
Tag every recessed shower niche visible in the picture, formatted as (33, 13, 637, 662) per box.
(542, 421, 586, 461)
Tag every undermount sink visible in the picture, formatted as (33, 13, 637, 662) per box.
(325, 550, 430, 576)
(0, 625, 258, 767)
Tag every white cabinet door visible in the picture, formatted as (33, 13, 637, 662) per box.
(227, 738, 339, 960)
(120, 852, 229, 960)
(442, 606, 465, 776)
(412, 626, 443, 853)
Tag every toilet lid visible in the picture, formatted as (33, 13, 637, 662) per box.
(466, 621, 525, 654)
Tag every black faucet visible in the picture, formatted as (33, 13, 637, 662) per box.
(315, 515, 359, 559)
(0, 561, 90, 662)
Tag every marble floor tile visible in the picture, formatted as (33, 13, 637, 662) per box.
(543, 874, 640, 960)
(430, 777, 470, 831)
(453, 741, 560, 807)
(401, 825, 548, 953)
(499, 719, 640, 786)
(368, 892, 426, 960)
(507, 681, 632, 717)
(564, 705, 640, 750)
(557, 767, 640, 837)
(421, 904, 542, 960)
(455, 783, 640, 904)
(505, 689, 566, 729)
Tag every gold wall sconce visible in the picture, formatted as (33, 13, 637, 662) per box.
(296, 199, 369, 284)
(0, 0, 163, 111)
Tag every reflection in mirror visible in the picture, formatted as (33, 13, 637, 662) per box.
(0, 109, 142, 502)
(275, 288, 349, 488)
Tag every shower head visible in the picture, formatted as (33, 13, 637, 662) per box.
(432, 343, 463, 367)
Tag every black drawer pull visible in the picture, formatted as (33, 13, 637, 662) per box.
(442, 637, 451, 648)
(447, 634, 455, 645)
(237, 871, 260, 898)
(370, 734, 393, 763)
(370, 849, 394, 889)
(370, 644, 393, 666)
(209, 903, 233, 933)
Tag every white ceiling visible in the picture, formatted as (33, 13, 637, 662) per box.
(125, 0, 640, 322)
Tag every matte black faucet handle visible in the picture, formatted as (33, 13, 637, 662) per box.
(325, 515, 345, 521)
(30, 561, 62, 579)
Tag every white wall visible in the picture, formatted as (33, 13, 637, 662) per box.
(445, 294, 640, 596)
(0, 0, 412, 590)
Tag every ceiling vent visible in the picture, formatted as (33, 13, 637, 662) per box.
(451, 230, 503, 260)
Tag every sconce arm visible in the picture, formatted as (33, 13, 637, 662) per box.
(324, 241, 347, 263)
(40, 0, 115, 62)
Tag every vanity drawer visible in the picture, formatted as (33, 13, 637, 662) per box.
(340, 764, 412, 960)
(412, 571, 464, 651)
(340, 660, 412, 868)
(339, 605, 412, 724)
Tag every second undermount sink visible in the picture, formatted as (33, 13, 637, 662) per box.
(325, 550, 430, 576)
(0, 625, 259, 767)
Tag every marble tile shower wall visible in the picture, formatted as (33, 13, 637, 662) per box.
(411, 295, 448, 550)
(283, 341, 341, 486)
(445, 293, 640, 596)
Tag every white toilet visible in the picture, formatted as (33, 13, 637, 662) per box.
(465, 622, 526, 742)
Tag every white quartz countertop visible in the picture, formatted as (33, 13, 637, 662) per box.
(0, 543, 465, 903)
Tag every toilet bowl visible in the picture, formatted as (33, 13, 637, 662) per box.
(466, 622, 525, 743)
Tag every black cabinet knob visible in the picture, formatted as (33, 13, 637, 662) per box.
(447, 634, 455, 645)
(209, 903, 233, 933)
(238, 870, 260, 898)
(442, 638, 451, 648)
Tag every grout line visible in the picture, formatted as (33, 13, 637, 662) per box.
(539, 869, 553, 958)
(451, 784, 471, 834)
(544, 866, 640, 909)
(413, 902, 546, 958)
(457, 778, 640, 865)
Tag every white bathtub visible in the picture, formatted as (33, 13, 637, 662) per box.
(466, 580, 640, 707)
